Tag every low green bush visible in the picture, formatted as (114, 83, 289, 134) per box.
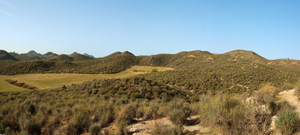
(268, 101, 276, 113)
(143, 102, 161, 120)
(275, 109, 299, 135)
(117, 104, 137, 124)
(70, 110, 91, 134)
(93, 103, 115, 127)
(115, 119, 128, 135)
(152, 68, 158, 72)
(89, 124, 101, 135)
(168, 99, 191, 125)
(5, 127, 11, 134)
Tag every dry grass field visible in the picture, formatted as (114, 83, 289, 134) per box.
(0, 66, 173, 92)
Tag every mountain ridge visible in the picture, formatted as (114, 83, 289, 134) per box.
(1, 49, 300, 94)
(7, 50, 94, 61)
(1, 49, 300, 75)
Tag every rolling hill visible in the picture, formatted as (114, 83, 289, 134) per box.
(51, 54, 74, 61)
(1, 49, 300, 93)
(0, 51, 138, 75)
(0, 50, 19, 61)
(69, 52, 94, 61)
(1, 49, 300, 135)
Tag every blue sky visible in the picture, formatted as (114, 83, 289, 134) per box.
(0, 0, 299, 59)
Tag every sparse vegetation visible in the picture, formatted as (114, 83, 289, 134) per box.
(1, 49, 300, 134)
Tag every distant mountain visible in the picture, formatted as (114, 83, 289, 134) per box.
(7, 51, 93, 62)
(25, 50, 41, 56)
(0, 50, 19, 61)
(51, 54, 74, 61)
(69, 52, 94, 61)
(10, 50, 42, 61)
(0, 51, 138, 74)
(83, 53, 94, 58)
(43, 52, 58, 59)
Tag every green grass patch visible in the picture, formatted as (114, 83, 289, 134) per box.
(0, 66, 173, 92)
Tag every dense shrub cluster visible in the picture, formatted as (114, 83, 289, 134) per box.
(0, 76, 298, 135)
(196, 93, 274, 134)
(0, 77, 190, 135)
(141, 61, 300, 92)
(67, 77, 191, 101)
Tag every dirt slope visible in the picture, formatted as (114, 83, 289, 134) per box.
(279, 89, 300, 117)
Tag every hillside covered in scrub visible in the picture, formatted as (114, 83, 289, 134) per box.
(0, 51, 138, 74)
(1, 49, 300, 92)
(1, 49, 300, 135)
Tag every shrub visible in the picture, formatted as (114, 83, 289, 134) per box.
(20, 130, 29, 135)
(198, 94, 272, 134)
(152, 68, 158, 73)
(28, 104, 36, 114)
(255, 83, 275, 104)
(168, 109, 186, 125)
(152, 124, 183, 135)
(268, 101, 277, 113)
(19, 118, 32, 131)
(143, 102, 161, 120)
(93, 103, 115, 127)
(18, 115, 42, 135)
(41, 115, 60, 135)
(281, 82, 295, 91)
(0, 113, 19, 132)
(92, 89, 99, 95)
(62, 85, 67, 89)
(70, 111, 91, 134)
(219, 95, 247, 134)
(89, 124, 101, 135)
(117, 104, 137, 124)
(168, 99, 191, 125)
(5, 127, 11, 134)
(275, 109, 299, 135)
(115, 119, 128, 135)
(115, 103, 138, 135)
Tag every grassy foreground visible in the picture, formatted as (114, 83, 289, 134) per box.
(0, 66, 173, 92)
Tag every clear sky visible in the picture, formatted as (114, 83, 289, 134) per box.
(0, 0, 299, 59)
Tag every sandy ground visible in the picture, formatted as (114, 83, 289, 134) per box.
(124, 115, 211, 135)
(269, 89, 300, 135)
(279, 89, 300, 117)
